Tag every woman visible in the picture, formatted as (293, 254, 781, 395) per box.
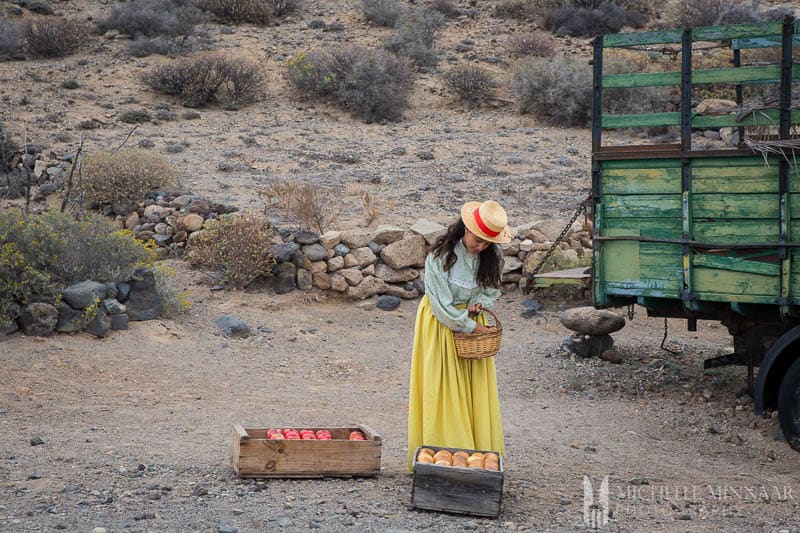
(407, 199, 511, 469)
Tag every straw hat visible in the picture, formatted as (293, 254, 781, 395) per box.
(461, 200, 512, 244)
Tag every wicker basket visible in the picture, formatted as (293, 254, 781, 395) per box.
(453, 309, 503, 359)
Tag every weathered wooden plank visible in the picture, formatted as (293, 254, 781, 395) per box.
(693, 157, 780, 168)
(694, 219, 779, 244)
(783, 194, 800, 213)
(600, 159, 681, 170)
(692, 109, 800, 129)
(603, 218, 682, 238)
(692, 193, 778, 218)
(603, 28, 683, 48)
(693, 267, 779, 297)
(693, 254, 780, 276)
(602, 109, 800, 129)
(603, 194, 681, 218)
(692, 165, 779, 193)
(600, 282, 681, 298)
(601, 167, 681, 194)
(602, 65, 797, 89)
(733, 32, 800, 50)
(693, 20, 785, 42)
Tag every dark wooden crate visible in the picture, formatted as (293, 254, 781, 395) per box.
(230, 423, 381, 478)
(411, 445, 504, 517)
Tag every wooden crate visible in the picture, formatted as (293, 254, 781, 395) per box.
(230, 423, 381, 478)
(411, 445, 504, 517)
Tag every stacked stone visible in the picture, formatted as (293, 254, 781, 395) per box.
(119, 192, 238, 260)
(5, 267, 164, 338)
(267, 218, 595, 298)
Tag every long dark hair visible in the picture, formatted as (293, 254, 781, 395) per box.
(432, 219, 502, 289)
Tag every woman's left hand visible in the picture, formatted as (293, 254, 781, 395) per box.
(467, 303, 483, 315)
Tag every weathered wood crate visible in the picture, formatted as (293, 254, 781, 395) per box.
(230, 423, 381, 478)
(411, 445, 504, 517)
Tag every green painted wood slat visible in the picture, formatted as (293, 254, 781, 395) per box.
(602, 64, 799, 88)
(602, 109, 800, 129)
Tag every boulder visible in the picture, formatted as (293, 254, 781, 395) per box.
(346, 276, 386, 300)
(294, 230, 320, 245)
(181, 213, 204, 232)
(330, 274, 348, 292)
(215, 315, 252, 338)
(696, 98, 736, 115)
(340, 228, 372, 249)
(381, 234, 427, 269)
(374, 263, 419, 283)
(297, 268, 313, 290)
(327, 256, 345, 272)
(377, 295, 401, 311)
(56, 303, 83, 333)
(333, 243, 350, 257)
(86, 308, 111, 338)
(343, 253, 359, 268)
(351, 247, 377, 267)
(110, 313, 129, 331)
(61, 280, 107, 309)
(319, 230, 341, 248)
(561, 333, 613, 358)
(102, 299, 126, 315)
(125, 268, 164, 321)
(373, 224, 405, 244)
(18, 302, 58, 336)
(274, 272, 295, 294)
(502, 256, 523, 274)
(409, 219, 446, 245)
(302, 243, 328, 262)
(312, 272, 331, 290)
(339, 268, 363, 286)
(271, 242, 299, 263)
(560, 306, 625, 336)
(382, 284, 419, 299)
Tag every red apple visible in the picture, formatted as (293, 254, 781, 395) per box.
(301, 434, 316, 440)
(349, 431, 366, 441)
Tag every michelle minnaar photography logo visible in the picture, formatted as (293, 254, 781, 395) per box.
(581, 475, 795, 529)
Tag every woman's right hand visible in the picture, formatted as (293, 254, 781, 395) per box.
(472, 324, 492, 335)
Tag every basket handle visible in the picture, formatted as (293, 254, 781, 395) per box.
(478, 308, 501, 332)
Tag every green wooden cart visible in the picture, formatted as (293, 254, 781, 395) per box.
(539, 16, 800, 449)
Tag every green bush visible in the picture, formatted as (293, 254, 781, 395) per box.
(511, 55, 592, 127)
(0, 117, 18, 172)
(141, 54, 264, 108)
(442, 64, 495, 108)
(152, 263, 190, 317)
(286, 47, 415, 122)
(81, 149, 179, 212)
(385, 9, 444, 68)
(187, 212, 275, 288)
(195, 0, 274, 25)
(24, 17, 83, 58)
(0, 209, 154, 326)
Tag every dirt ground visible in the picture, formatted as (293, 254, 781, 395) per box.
(2, 268, 800, 532)
(2, 0, 800, 530)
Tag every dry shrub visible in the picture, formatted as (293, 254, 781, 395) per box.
(442, 64, 496, 108)
(266, 0, 300, 17)
(96, 0, 203, 38)
(494, 0, 536, 20)
(286, 47, 415, 122)
(24, 17, 83, 58)
(506, 31, 558, 58)
(660, 0, 761, 28)
(385, 8, 444, 68)
(430, 0, 459, 17)
(361, 0, 404, 26)
(187, 212, 275, 288)
(361, 191, 379, 226)
(142, 54, 264, 108)
(81, 149, 179, 212)
(262, 178, 337, 233)
(511, 55, 592, 126)
(195, 0, 274, 25)
(0, 18, 23, 60)
(544, 1, 646, 37)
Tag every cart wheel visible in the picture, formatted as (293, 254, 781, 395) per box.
(778, 357, 800, 452)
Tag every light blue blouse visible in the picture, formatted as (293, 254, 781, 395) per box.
(425, 239, 502, 334)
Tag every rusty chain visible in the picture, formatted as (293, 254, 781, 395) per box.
(524, 195, 591, 292)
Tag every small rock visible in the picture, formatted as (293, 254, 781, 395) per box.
(215, 315, 252, 338)
(520, 298, 543, 318)
(30, 436, 45, 446)
(558, 496, 572, 505)
(192, 486, 208, 497)
(278, 517, 292, 527)
(27, 472, 41, 480)
(376, 295, 401, 311)
(218, 526, 238, 533)
(91, 528, 108, 533)
(599, 349, 623, 364)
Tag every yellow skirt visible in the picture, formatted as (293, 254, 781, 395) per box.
(407, 295, 505, 470)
